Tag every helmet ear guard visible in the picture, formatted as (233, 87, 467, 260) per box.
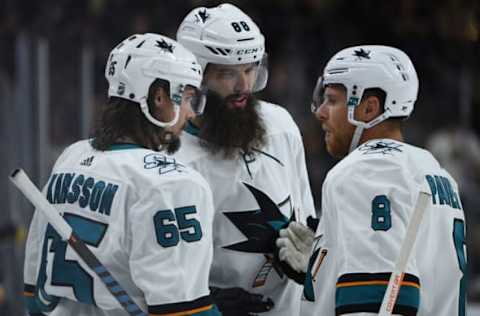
(105, 33, 205, 128)
(177, 3, 268, 93)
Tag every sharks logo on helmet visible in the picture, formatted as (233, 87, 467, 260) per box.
(194, 9, 210, 23)
(155, 39, 174, 53)
(353, 48, 371, 60)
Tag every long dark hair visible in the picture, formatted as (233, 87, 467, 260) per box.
(91, 79, 174, 151)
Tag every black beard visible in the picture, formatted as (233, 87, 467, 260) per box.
(198, 90, 266, 159)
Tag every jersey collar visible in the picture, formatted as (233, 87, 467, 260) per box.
(184, 120, 200, 136)
(108, 143, 146, 151)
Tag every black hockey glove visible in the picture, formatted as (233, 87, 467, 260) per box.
(210, 287, 274, 316)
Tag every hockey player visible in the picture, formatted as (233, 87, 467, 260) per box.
(23, 33, 220, 316)
(174, 3, 316, 316)
(277, 45, 468, 315)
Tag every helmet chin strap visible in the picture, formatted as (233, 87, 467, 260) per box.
(347, 105, 390, 153)
(349, 125, 364, 153)
(139, 98, 180, 128)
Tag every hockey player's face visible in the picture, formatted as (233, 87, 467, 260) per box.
(204, 63, 257, 109)
(314, 85, 354, 158)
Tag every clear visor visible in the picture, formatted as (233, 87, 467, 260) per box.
(204, 54, 269, 94)
(253, 53, 268, 92)
(188, 85, 207, 115)
(172, 84, 207, 115)
(310, 76, 324, 113)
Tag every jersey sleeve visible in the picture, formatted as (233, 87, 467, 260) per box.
(23, 149, 72, 295)
(23, 184, 61, 315)
(325, 157, 421, 316)
(24, 210, 47, 315)
(127, 173, 218, 315)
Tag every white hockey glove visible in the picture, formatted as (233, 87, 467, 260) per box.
(275, 221, 315, 274)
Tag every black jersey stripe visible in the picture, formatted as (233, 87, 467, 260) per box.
(148, 294, 213, 314)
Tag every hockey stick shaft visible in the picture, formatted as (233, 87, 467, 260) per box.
(378, 191, 430, 316)
(9, 169, 147, 316)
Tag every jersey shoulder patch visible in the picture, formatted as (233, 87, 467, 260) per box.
(356, 139, 404, 156)
(143, 152, 188, 175)
(324, 140, 409, 193)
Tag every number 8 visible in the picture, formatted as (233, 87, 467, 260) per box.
(240, 21, 250, 31)
(371, 195, 392, 231)
(231, 22, 242, 32)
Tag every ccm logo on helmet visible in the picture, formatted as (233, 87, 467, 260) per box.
(236, 48, 260, 55)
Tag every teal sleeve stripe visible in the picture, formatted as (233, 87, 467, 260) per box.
(24, 291, 57, 314)
(24, 294, 43, 314)
(336, 284, 419, 310)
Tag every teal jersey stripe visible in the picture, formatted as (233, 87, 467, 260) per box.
(336, 284, 420, 310)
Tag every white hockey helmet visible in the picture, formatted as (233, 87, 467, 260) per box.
(177, 3, 268, 92)
(105, 33, 205, 128)
(312, 45, 419, 151)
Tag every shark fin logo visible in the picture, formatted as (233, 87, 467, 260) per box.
(223, 183, 293, 253)
(194, 9, 210, 23)
(358, 140, 403, 155)
(155, 39, 174, 53)
(353, 48, 371, 60)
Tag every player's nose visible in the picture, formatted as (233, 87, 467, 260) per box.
(315, 101, 328, 122)
(234, 72, 250, 93)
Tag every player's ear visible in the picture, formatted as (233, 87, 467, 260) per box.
(149, 86, 176, 124)
(360, 95, 381, 122)
(152, 86, 169, 109)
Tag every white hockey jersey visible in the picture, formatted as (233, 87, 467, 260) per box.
(301, 139, 467, 316)
(23, 140, 219, 316)
(172, 101, 316, 316)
